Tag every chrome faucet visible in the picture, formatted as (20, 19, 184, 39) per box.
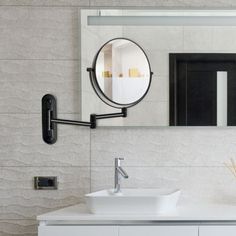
(114, 158, 129, 193)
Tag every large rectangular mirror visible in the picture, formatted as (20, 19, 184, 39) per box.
(81, 9, 236, 126)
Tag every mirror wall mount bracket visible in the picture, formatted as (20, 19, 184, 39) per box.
(42, 94, 127, 144)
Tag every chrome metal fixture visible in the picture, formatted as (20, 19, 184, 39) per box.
(114, 158, 129, 193)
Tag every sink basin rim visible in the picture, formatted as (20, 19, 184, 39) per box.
(86, 188, 181, 198)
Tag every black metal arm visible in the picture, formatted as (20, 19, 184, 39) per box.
(51, 118, 91, 127)
(42, 94, 127, 144)
(50, 109, 127, 129)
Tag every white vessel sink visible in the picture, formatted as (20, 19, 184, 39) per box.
(86, 188, 181, 215)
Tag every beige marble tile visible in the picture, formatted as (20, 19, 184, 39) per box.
(0, 7, 79, 59)
(0, 220, 37, 236)
(0, 167, 90, 219)
(91, 127, 236, 167)
(0, 60, 80, 114)
(0, 114, 90, 166)
(91, 166, 236, 204)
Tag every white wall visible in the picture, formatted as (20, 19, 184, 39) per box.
(1, 0, 236, 235)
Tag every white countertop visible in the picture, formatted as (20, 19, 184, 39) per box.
(37, 203, 236, 223)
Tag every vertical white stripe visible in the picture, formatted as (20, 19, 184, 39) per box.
(217, 71, 227, 126)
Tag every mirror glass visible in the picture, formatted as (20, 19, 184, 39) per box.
(81, 9, 236, 126)
(94, 38, 151, 106)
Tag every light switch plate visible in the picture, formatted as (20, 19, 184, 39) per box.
(34, 176, 58, 190)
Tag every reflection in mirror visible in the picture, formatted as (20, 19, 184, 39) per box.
(217, 72, 227, 126)
(95, 38, 151, 106)
(170, 54, 236, 126)
(82, 9, 236, 127)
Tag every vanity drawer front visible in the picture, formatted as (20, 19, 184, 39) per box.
(199, 226, 236, 236)
(119, 226, 198, 236)
(38, 226, 119, 236)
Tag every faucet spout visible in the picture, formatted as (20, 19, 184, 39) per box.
(117, 167, 129, 178)
(114, 158, 128, 193)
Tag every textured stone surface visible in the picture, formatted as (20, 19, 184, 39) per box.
(0, 220, 37, 236)
(91, 127, 236, 167)
(0, 60, 81, 114)
(0, 167, 90, 219)
(0, 114, 90, 166)
(0, 7, 79, 59)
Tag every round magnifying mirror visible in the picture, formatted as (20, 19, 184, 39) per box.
(90, 38, 153, 108)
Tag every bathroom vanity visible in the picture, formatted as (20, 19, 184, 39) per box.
(37, 204, 236, 236)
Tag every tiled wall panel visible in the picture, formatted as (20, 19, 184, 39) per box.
(0, 220, 37, 236)
(0, 7, 79, 60)
(0, 3, 89, 236)
(0, 60, 81, 114)
(0, 167, 90, 219)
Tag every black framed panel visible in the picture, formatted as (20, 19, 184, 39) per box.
(170, 53, 236, 126)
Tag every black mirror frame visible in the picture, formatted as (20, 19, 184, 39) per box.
(88, 37, 153, 109)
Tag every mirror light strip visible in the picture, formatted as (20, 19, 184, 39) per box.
(88, 16, 236, 26)
(98, 10, 236, 17)
(217, 71, 227, 127)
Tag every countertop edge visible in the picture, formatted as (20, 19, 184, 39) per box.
(37, 203, 236, 223)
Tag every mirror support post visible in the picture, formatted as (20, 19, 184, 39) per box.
(42, 94, 127, 144)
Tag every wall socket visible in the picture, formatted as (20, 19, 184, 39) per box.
(34, 176, 58, 190)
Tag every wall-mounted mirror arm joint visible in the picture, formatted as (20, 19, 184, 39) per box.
(42, 94, 127, 144)
(91, 108, 127, 128)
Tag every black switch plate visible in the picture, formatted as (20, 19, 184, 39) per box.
(34, 176, 58, 190)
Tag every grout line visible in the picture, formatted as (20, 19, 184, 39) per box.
(0, 166, 91, 168)
(0, 59, 80, 61)
(89, 129, 92, 192)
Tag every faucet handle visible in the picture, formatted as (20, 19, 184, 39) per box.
(115, 158, 124, 165)
(115, 158, 124, 161)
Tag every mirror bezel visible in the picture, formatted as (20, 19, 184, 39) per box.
(90, 37, 153, 108)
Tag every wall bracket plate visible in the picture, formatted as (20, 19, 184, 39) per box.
(42, 94, 57, 144)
